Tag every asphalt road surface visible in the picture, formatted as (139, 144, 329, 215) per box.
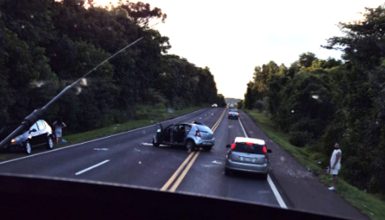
(0, 108, 367, 219)
(0, 108, 281, 206)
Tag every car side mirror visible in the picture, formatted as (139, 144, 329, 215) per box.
(157, 123, 163, 131)
(267, 149, 272, 153)
(29, 128, 37, 133)
(226, 144, 231, 148)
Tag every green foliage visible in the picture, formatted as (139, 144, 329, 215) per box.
(248, 110, 385, 220)
(299, 52, 317, 68)
(237, 100, 244, 109)
(244, 82, 257, 109)
(325, 5, 385, 69)
(215, 94, 227, 107)
(244, 61, 284, 109)
(156, 55, 219, 107)
(0, 1, 221, 137)
(288, 131, 311, 147)
(244, 4, 385, 197)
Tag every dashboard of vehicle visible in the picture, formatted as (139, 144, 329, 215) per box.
(0, 174, 340, 219)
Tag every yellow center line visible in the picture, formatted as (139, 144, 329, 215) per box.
(169, 152, 200, 192)
(160, 108, 226, 192)
(160, 152, 195, 191)
(211, 109, 226, 132)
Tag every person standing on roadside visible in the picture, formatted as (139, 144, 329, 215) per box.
(328, 143, 342, 191)
(53, 119, 67, 144)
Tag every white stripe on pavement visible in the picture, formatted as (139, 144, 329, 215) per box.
(75, 160, 110, 176)
(238, 116, 248, 137)
(267, 175, 288, 209)
(238, 117, 288, 209)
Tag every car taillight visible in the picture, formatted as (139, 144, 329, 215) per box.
(195, 130, 201, 137)
(230, 143, 236, 150)
(262, 145, 267, 154)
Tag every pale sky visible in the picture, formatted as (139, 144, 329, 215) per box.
(95, 0, 384, 99)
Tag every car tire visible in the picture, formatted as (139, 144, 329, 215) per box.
(47, 136, 54, 149)
(203, 146, 212, 152)
(186, 140, 195, 153)
(25, 142, 32, 154)
(225, 168, 232, 176)
(152, 137, 160, 147)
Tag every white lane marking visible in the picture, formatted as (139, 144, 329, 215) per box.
(238, 118, 288, 209)
(141, 142, 168, 147)
(238, 118, 248, 138)
(212, 160, 222, 165)
(75, 160, 110, 176)
(0, 109, 206, 165)
(93, 148, 109, 151)
(267, 175, 288, 209)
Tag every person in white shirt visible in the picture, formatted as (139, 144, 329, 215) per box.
(53, 119, 67, 144)
(329, 143, 342, 191)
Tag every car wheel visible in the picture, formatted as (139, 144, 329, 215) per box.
(25, 142, 32, 154)
(152, 137, 159, 147)
(225, 168, 232, 176)
(47, 136, 54, 149)
(203, 146, 212, 152)
(186, 140, 195, 153)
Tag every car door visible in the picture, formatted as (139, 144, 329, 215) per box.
(174, 124, 186, 144)
(161, 125, 173, 144)
(183, 125, 192, 144)
(30, 120, 47, 146)
(170, 125, 180, 145)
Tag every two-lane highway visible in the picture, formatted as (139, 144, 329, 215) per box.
(0, 108, 285, 209)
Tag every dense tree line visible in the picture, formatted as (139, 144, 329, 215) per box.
(244, 5, 385, 196)
(0, 0, 225, 135)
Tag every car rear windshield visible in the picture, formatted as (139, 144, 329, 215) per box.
(233, 142, 265, 154)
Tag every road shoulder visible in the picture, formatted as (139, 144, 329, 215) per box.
(240, 110, 368, 220)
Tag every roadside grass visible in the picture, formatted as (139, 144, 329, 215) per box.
(65, 106, 200, 145)
(65, 118, 155, 144)
(246, 110, 385, 220)
(0, 106, 200, 161)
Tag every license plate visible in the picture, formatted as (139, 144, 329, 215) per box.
(242, 157, 253, 162)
